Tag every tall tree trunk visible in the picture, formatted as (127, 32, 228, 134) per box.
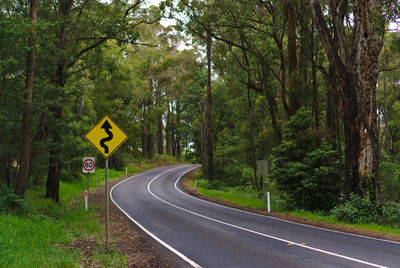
(142, 102, 148, 157)
(176, 102, 181, 157)
(310, 22, 319, 132)
(310, 0, 382, 201)
(155, 85, 164, 155)
(202, 30, 213, 180)
(287, 1, 299, 116)
(46, 140, 60, 202)
(166, 101, 172, 155)
(45, 0, 74, 202)
(157, 114, 163, 154)
(15, 0, 38, 197)
(148, 133, 155, 156)
(382, 49, 390, 154)
(261, 65, 282, 146)
(28, 110, 48, 181)
(199, 100, 204, 165)
(277, 43, 290, 118)
(326, 83, 338, 148)
(265, 91, 282, 146)
(172, 130, 176, 157)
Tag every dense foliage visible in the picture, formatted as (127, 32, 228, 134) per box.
(271, 108, 339, 211)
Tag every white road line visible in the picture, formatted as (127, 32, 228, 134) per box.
(147, 169, 387, 268)
(110, 165, 202, 268)
(174, 174, 400, 246)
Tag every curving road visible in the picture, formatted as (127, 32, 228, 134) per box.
(110, 164, 400, 268)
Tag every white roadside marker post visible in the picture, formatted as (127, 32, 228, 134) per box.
(85, 190, 88, 211)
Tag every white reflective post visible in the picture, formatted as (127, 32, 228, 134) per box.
(85, 190, 88, 211)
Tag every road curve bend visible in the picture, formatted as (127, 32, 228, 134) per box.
(110, 164, 400, 268)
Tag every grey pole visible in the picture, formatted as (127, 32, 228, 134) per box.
(87, 173, 90, 208)
(105, 158, 109, 250)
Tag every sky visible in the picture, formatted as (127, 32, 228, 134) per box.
(145, 0, 175, 27)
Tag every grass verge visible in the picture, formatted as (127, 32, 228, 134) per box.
(1, 155, 183, 267)
(190, 178, 400, 238)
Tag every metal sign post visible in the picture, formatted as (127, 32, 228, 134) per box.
(105, 158, 109, 249)
(84, 115, 128, 251)
(82, 157, 95, 212)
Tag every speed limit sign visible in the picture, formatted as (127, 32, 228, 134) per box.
(82, 157, 95, 173)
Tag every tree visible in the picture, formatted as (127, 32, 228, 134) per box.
(14, 0, 38, 197)
(309, 0, 400, 201)
(42, 0, 146, 201)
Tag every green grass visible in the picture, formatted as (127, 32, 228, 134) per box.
(1, 155, 184, 267)
(195, 186, 267, 209)
(287, 210, 400, 237)
(0, 214, 77, 268)
(192, 178, 400, 238)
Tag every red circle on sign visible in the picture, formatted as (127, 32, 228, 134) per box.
(83, 159, 95, 172)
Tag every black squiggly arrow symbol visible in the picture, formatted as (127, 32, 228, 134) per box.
(100, 120, 113, 154)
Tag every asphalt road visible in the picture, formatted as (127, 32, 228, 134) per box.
(110, 164, 400, 268)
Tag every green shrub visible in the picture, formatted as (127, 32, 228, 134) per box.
(380, 154, 400, 203)
(380, 201, 400, 228)
(0, 184, 35, 216)
(330, 194, 380, 224)
(194, 171, 203, 181)
(271, 108, 339, 211)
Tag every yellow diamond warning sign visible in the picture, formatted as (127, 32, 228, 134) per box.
(85, 115, 128, 159)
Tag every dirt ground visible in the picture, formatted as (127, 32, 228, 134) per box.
(68, 173, 173, 267)
(68, 166, 400, 267)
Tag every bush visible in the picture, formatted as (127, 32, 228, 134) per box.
(330, 194, 380, 224)
(271, 108, 339, 211)
(380, 201, 400, 228)
(0, 184, 35, 216)
(380, 154, 400, 203)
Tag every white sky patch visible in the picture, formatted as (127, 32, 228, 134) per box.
(144, 0, 176, 27)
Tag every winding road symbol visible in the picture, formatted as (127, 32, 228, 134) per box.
(100, 120, 113, 154)
(84, 115, 128, 159)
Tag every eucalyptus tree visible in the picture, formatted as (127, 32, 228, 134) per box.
(310, 0, 400, 201)
(0, 1, 29, 187)
(171, 0, 214, 179)
(36, 0, 149, 201)
(8, 0, 37, 197)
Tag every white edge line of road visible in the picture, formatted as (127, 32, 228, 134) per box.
(110, 165, 202, 268)
(146, 167, 387, 268)
(174, 172, 400, 246)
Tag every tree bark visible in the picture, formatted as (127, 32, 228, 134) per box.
(15, 0, 38, 197)
(46, 140, 60, 202)
(382, 49, 390, 154)
(310, 23, 319, 132)
(166, 101, 172, 155)
(157, 114, 163, 154)
(176, 102, 181, 157)
(286, 1, 299, 116)
(142, 102, 148, 157)
(202, 30, 213, 180)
